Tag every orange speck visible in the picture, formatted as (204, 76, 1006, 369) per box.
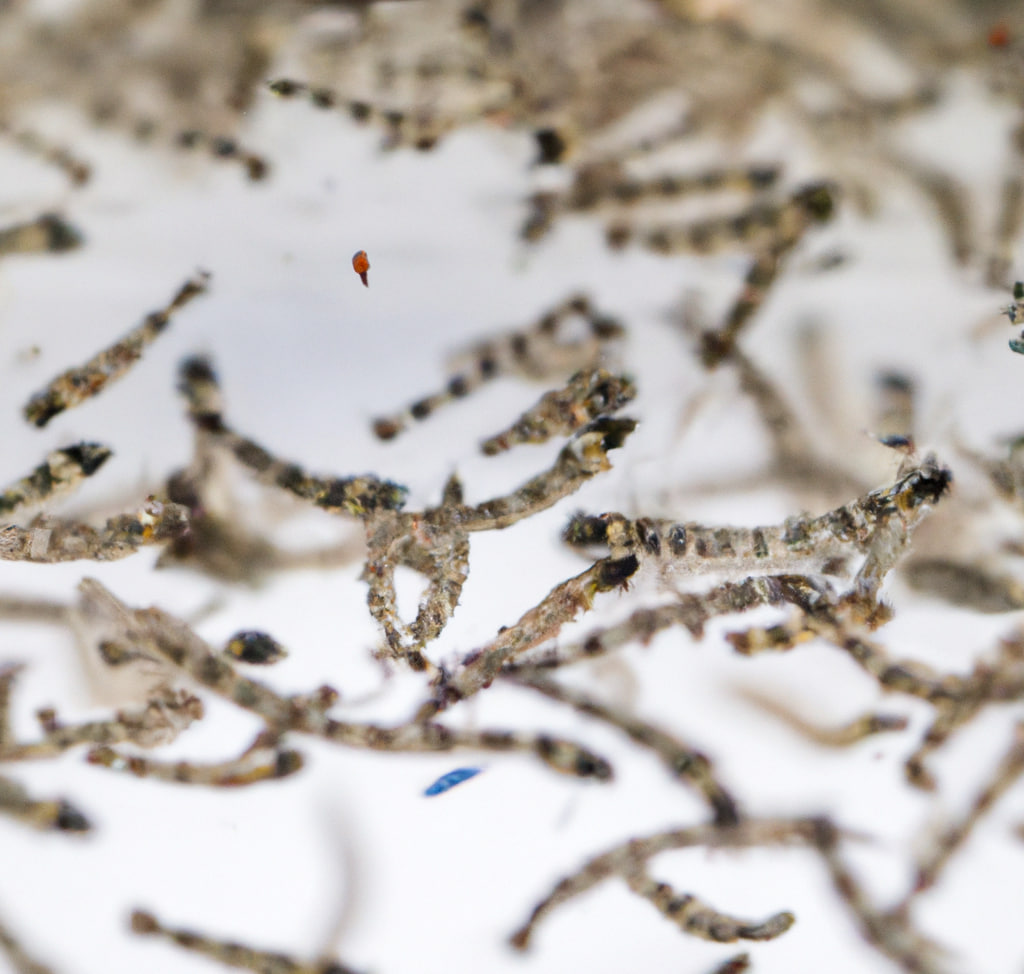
(352, 250, 370, 287)
(989, 22, 1011, 48)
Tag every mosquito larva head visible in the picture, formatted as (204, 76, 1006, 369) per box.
(39, 213, 84, 252)
(61, 442, 113, 476)
(534, 127, 569, 166)
(225, 630, 287, 665)
(596, 554, 640, 590)
(907, 458, 953, 506)
(273, 750, 304, 778)
(178, 354, 218, 386)
(372, 417, 403, 441)
(587, 415, 637, 451)
(575, 750, 613, 781)
(177, 356, 224, 426)
(711, 794, 741, 829)
(54, 800, 91, 832)
(245, 156, 269, 181)
(562, 512, 609, 547)
(794, 181, 838, 223)
(130, 910, 160, 935)
(587, 373, 636, 414)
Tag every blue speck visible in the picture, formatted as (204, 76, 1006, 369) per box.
(423, 767, 482, 797)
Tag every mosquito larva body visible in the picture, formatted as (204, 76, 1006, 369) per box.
(24, 273, 210, 428)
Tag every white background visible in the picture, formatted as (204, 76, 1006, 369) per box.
(1, 16, 1023, 974)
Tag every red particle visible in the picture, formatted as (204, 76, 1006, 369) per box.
(989, 23, 1011, 48)
(352, 250, 370, 287)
